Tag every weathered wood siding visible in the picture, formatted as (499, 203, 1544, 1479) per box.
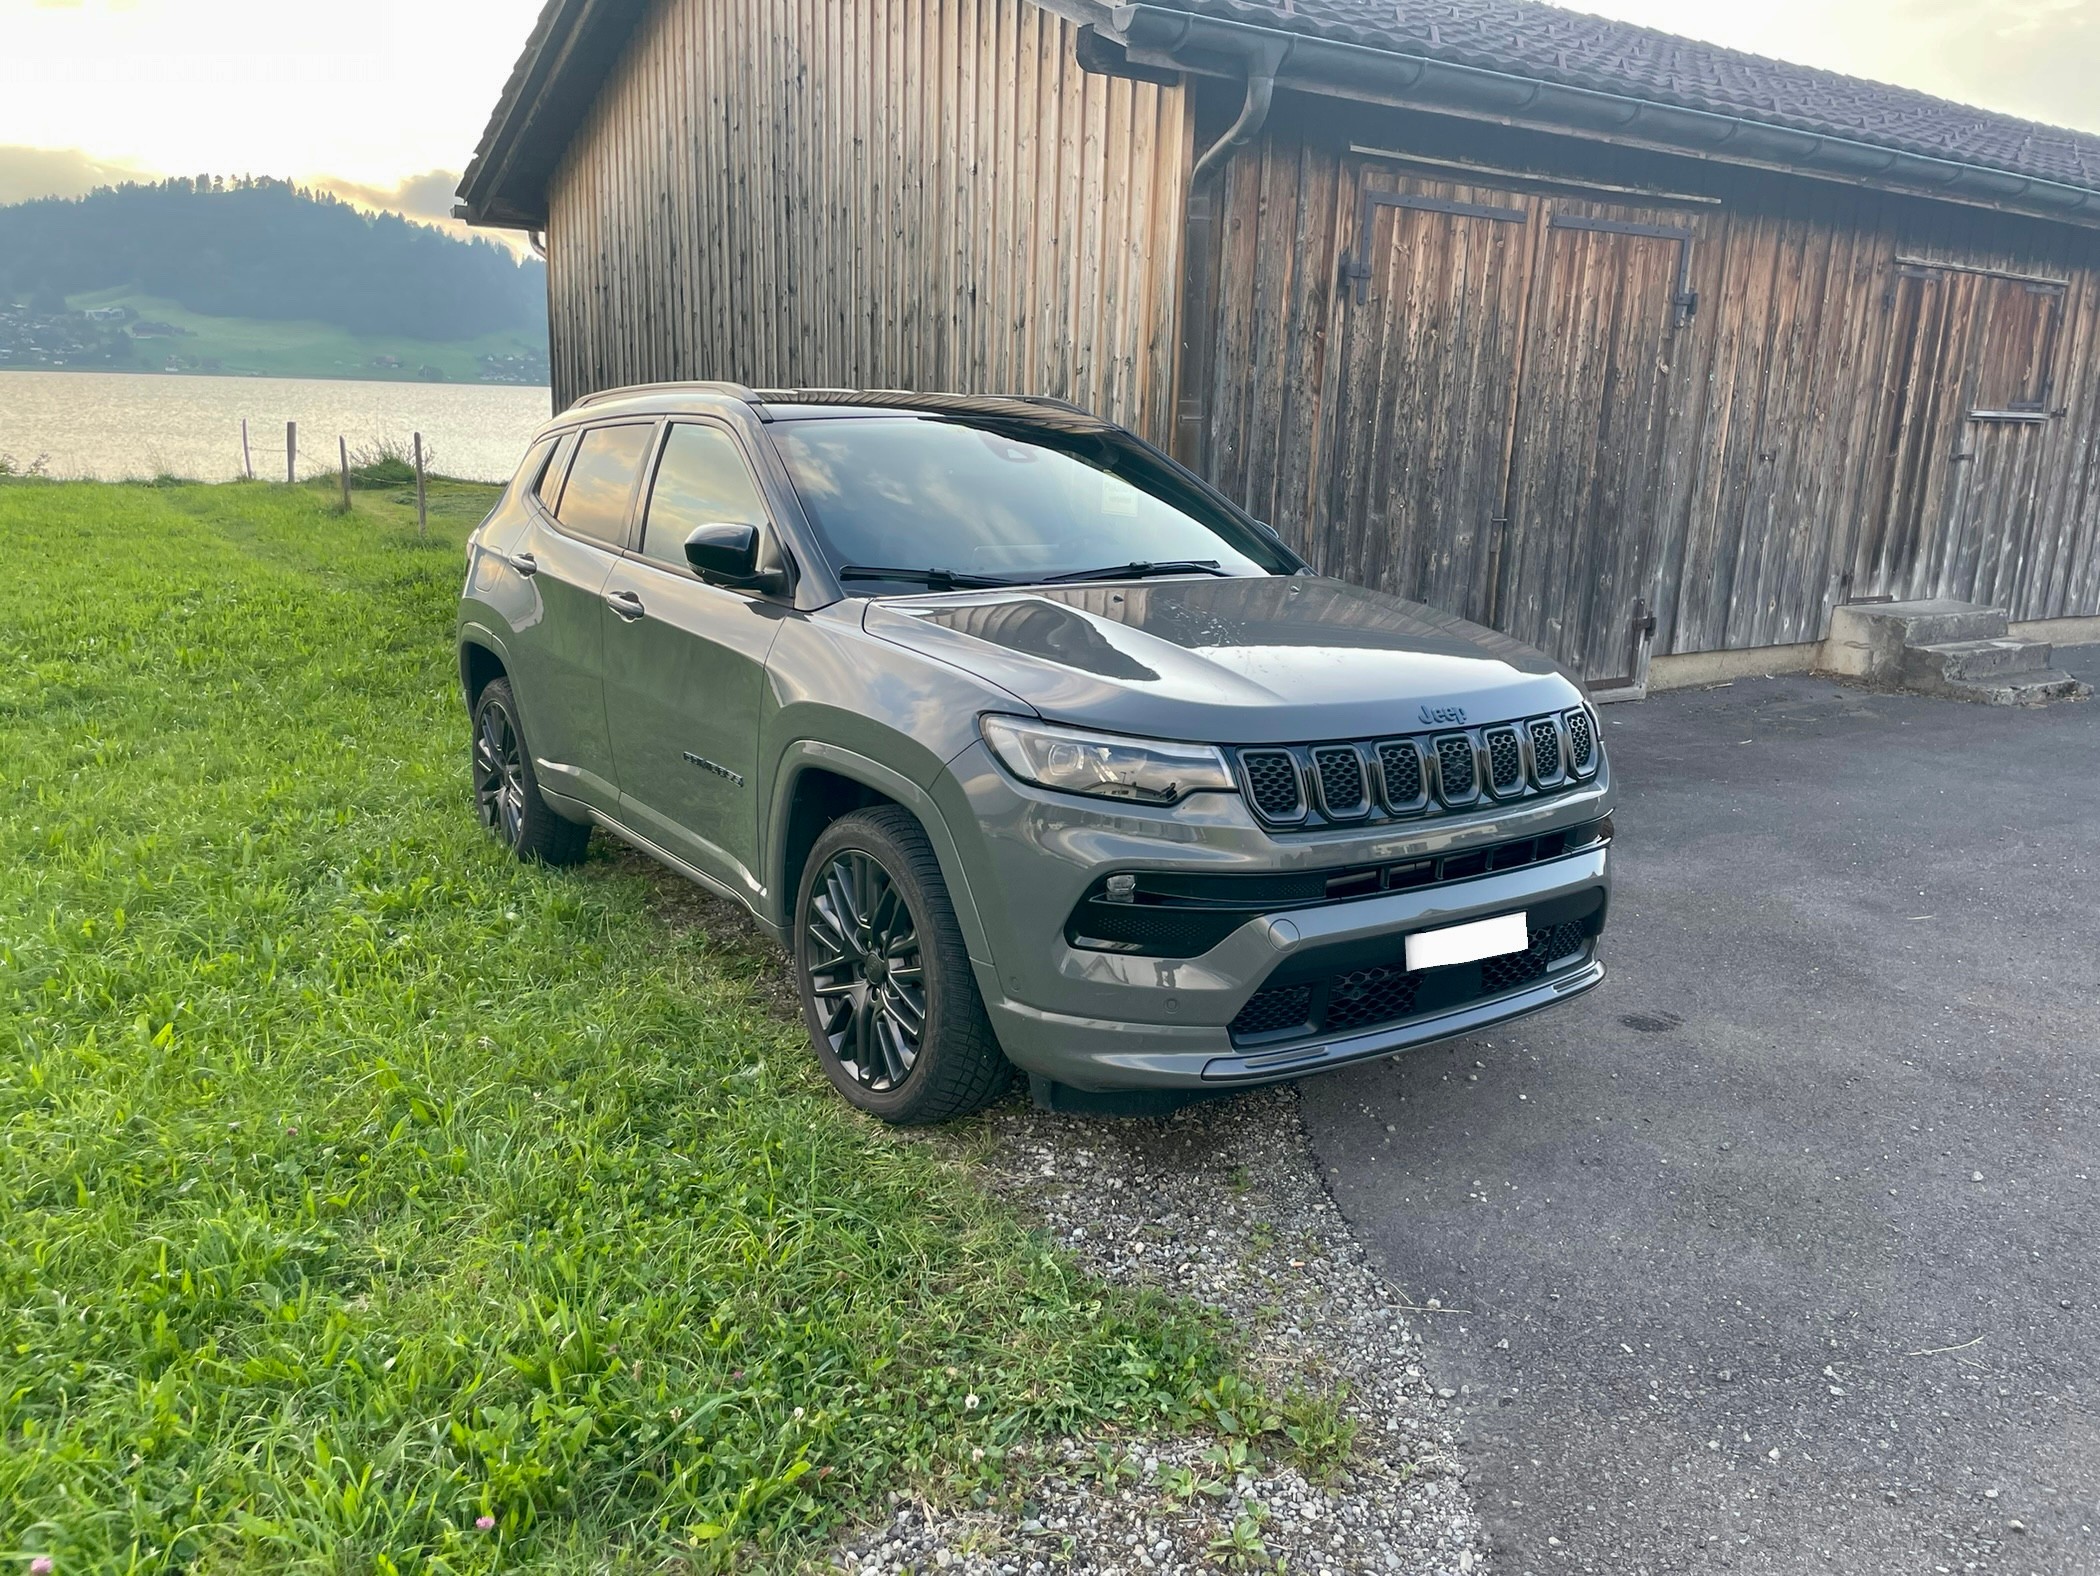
(544, 0, 1190, 444)
(1189, 102, 2100, 672)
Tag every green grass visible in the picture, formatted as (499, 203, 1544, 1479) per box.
(0, 479, 1247, 1572)
(61, 288, 547, 385)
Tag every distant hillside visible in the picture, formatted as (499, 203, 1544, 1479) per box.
(0, 177, 548, 384)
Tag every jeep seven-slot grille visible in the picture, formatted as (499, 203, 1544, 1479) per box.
(1436, 735, 1477, 801)
(1234, 708, 1600, 831)
(1229, 918, 1592, 1043)
(1378, 741, 1424, 807)
(1241, 749, 1303, 821)
(1312, 746, 1367, 816)
(1486, 728, 1524, 794)
(1529, 719, 1563, 781)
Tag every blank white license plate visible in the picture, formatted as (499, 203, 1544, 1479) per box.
(1405, 912, 1529, 971)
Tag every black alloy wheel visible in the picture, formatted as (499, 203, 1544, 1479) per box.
(803, 848, 927, 1091)
(792, 806, 1010, 1124)
(473, 690, 527, 847)
(468, 676, 591, 865)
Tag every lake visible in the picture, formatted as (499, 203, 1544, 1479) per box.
(0, 369, 555, 483)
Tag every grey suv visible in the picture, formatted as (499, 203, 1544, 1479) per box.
(457, 384, 1612, 1123)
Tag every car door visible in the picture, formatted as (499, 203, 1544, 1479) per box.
(601, 419, 788, 902)
(503, 421, 655, 811)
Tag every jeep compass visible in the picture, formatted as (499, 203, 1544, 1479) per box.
(456, 384, 1612, 1123)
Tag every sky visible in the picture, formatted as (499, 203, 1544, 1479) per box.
(1, 0, 2096, 223)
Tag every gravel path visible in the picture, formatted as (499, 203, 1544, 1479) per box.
(623, 851, 1487, 1573)
(824, 1087, 1487, 1575)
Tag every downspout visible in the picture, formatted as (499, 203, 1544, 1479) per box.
(1174, 29, 1294, 467)
(1191, 66, 1278, 186)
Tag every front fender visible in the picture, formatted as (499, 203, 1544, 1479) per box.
(763, 739, 994, 967)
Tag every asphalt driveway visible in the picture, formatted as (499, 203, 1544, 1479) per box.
(1301, 648, 2100, 1575)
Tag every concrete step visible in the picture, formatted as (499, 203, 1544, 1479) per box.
(1912, 667, 2093, 707)
(1824, 599, 2011, 680)
(1901, 636, 2056, 685)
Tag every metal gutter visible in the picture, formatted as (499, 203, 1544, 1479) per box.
(1106, 4, 2100, 229)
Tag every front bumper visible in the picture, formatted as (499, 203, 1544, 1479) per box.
(935, 741, 1612, 1091)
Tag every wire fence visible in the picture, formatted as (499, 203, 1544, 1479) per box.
(240, 417, 430, 534)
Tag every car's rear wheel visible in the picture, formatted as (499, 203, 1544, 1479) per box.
(794, 806, 1010, 1124)
(471, 677, 590, 865)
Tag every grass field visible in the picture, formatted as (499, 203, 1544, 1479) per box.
(62, 287, 547, 385)
(0, 479, 1275, 1572)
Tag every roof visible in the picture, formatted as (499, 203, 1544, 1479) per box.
(1158, 0, 2100, 195)
(458, 0, 2100, 230)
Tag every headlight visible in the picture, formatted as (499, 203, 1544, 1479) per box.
(979, 716, 1237, 805)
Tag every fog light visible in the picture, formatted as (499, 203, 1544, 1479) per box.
(1104, 873, 1138, 904)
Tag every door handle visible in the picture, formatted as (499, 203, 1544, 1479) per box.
(506, 550, 538, 576)
(605, 588, 647, 621)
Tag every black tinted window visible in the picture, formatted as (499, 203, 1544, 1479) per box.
(556, 424, 653, 546)
(641, 424, 770, 568)
(770, 415, 1292, 585)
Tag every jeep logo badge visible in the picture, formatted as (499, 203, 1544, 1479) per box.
(1418, 703, 1468, 727)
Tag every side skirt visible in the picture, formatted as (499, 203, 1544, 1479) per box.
(584, 808, 790, 948)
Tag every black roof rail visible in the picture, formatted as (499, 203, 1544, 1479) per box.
(568, 380, 760, 411)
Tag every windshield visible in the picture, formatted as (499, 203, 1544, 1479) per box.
(768, 414, 1298, 588)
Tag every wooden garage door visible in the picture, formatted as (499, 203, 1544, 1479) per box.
(1327, 169, 1698, 683)
(1494, 201, 1695, 684)
(1320, 174, 1531, 623)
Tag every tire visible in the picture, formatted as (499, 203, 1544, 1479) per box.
(793, 805, 1011, 1124)
(470, 677, 591, 866)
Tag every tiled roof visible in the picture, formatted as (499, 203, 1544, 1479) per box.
(1164, 0, 2100, 193)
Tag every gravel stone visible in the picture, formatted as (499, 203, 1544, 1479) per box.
(824, 1087, 1485, 1574)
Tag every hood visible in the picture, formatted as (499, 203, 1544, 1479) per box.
(860, 575, 1584, 745)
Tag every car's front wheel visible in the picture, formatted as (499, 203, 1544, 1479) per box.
(794, 806, 1010, 1124)
(471, 677, 590, 865)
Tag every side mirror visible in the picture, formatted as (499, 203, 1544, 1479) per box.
(684, 522, 790, 596)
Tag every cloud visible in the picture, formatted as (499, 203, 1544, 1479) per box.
(0, 144, 151, 205)
(315, 167, 535, 257)
(319, 167, 461, 224)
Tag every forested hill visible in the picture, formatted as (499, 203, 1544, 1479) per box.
(0, 177, 544, 342)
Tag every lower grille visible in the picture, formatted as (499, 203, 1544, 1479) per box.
(1229, 916, 1592, 1044)
(1229, 982, 1315, 1037)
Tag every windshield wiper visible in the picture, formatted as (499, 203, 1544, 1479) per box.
(1033, 559, 1232, 585)
(837, 564, 1021, 590)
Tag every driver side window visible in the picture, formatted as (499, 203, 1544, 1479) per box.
(642, 423, 771, 570)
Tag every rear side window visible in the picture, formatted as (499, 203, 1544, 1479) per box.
(534, 430, 579, 509)
(555, 424, 654, 548)
(511, 435, 559, 501)
(640, 423, 771, 568)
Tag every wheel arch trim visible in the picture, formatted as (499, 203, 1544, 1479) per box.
(765, 741, 995, 967)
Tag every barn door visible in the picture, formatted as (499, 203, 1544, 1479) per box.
(1323, 172, 1532, 622)
(1492, 201, 1696, 687)
(1857, 264, 2067, 607)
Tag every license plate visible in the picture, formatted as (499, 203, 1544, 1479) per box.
(1405, 912, 1528, 971)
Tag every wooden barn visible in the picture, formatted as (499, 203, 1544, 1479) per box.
(456, 0, 2100, 692)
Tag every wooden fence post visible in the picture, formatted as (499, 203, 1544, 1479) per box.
(241, 418, 253, 480)
(286, 420, 297, 484)
(413, 432, 428, 537)
(339, 436, 351, 513)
